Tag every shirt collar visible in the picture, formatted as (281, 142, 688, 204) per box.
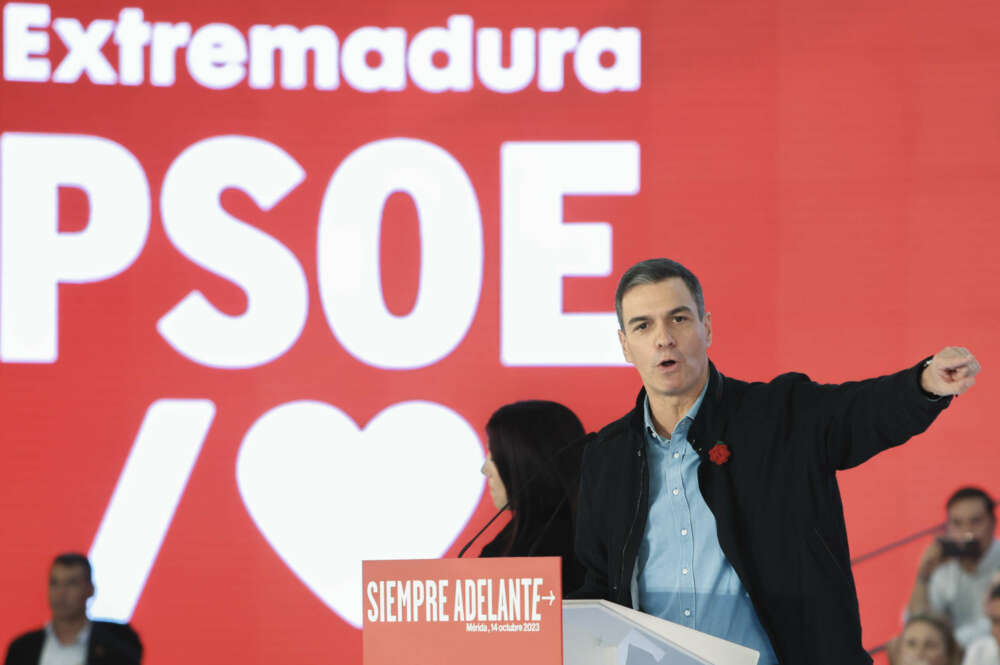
(644, 378, 709, 443)
(44, 620, 91, 647)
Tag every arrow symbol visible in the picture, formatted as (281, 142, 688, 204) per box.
(542, 590, 556, 606)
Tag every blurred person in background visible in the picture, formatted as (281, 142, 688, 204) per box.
(890, 614, 962, 665)
(961, 585, 1000, 665)
(3, 553, 142, 665)
(909, 488, 1000, 647)
(478, 400, 587, 593)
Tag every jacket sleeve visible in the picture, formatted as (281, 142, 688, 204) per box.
(791, 358, 952, 472)
(569, 434, 611, 600)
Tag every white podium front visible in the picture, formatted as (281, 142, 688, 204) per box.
(563, 600, 760, 665)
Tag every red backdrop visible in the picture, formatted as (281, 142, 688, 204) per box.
(1, 1, 998, 663)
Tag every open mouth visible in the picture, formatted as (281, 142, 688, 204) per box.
(658, 359, 677, 369)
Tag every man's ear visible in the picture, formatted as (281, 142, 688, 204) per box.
(703, 311, 713, 348)
(618, 329, 633, 364)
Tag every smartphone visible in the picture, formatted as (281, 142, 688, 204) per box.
(937, 538, 982, 559)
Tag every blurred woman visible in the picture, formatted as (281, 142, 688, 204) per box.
(478, 400, 587, 594)
(890, 614, 963, 665)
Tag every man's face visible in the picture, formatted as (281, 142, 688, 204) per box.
(946, 497, 995, 557)
(48, 563, 92, 622)
(618, 278, 712, 403)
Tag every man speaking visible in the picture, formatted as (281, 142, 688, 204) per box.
(573, 258, 980, 665)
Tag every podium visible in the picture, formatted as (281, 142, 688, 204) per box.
(362, 557, 759, 665)
(563, 599, 759, 665)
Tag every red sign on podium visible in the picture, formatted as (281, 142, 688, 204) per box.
(362, 557, 562, 665)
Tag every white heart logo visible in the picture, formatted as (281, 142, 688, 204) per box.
(236, 399, 485, 627)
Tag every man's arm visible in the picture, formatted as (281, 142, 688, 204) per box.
(906, 539, 945, 616)
(798, 346, 979, 472)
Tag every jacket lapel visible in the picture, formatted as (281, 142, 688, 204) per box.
(691, 364, 755, 596)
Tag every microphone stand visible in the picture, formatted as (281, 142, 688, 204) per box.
(457, 503, 509, 558)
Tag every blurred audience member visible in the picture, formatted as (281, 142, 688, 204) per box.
(3, 553, 142, 665)
(890, 614, 962, 665)
(478, 400, 586, 593)
(909, 488, 1000, 646)
(962, 586, 1000, 665)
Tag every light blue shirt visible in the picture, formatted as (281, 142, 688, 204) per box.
(636, 384, 778, 664)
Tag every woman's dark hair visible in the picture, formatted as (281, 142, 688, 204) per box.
(486, 400, 585, 556)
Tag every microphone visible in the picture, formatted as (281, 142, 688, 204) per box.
(457, 503, 509, 558)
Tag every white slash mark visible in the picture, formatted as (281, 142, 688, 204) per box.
(87, 399, 216, 620)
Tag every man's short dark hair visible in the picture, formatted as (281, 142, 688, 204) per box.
(946, 486, 995, 519)
(615, 258, 705, 329)
(990, 584, 1000, 602)
(52, 552, 93, 584)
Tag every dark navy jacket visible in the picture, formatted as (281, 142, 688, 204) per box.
(4, 621, 141, 665)
(574, 359, 950, 665)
